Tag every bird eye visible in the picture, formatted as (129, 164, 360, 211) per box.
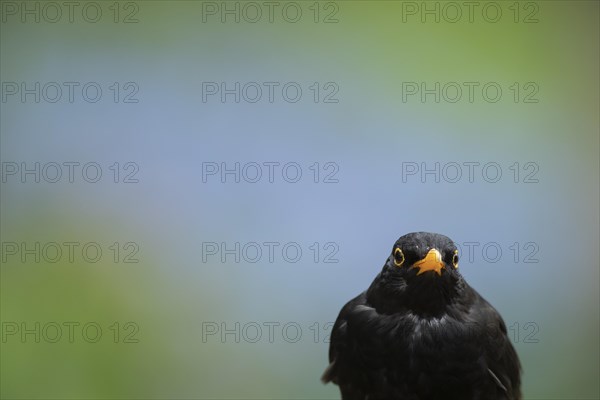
(393, 248, 405, 267)
(452, 250, 459, 268)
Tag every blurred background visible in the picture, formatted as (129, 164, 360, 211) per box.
(1, 1, 598, 399)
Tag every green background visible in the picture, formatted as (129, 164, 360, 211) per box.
(1, 1, 598, 399)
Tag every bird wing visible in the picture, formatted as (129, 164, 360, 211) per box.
(469, 288, 522, 399)
(321, 291, 366, 383)
(322, 291, 378, 400)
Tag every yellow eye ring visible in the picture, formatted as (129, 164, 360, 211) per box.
(393, 248, 405, 267)
(452, 250, 459, 269)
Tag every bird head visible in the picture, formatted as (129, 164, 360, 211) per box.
(387, 232, 459, 278)
(368, 232, 463, 314)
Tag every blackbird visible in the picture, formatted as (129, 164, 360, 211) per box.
(322, 232, 521, 400)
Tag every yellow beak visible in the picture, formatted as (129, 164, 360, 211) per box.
(413, 249, 444, 276)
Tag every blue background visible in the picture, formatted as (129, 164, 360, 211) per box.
(1, 1, 599, 398)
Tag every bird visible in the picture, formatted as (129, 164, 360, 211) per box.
(322, 232, 521, 400)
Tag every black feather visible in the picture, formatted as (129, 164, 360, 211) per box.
(323, 232, 521, 400)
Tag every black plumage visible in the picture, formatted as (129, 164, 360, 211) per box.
(322, 232, 521, 400)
